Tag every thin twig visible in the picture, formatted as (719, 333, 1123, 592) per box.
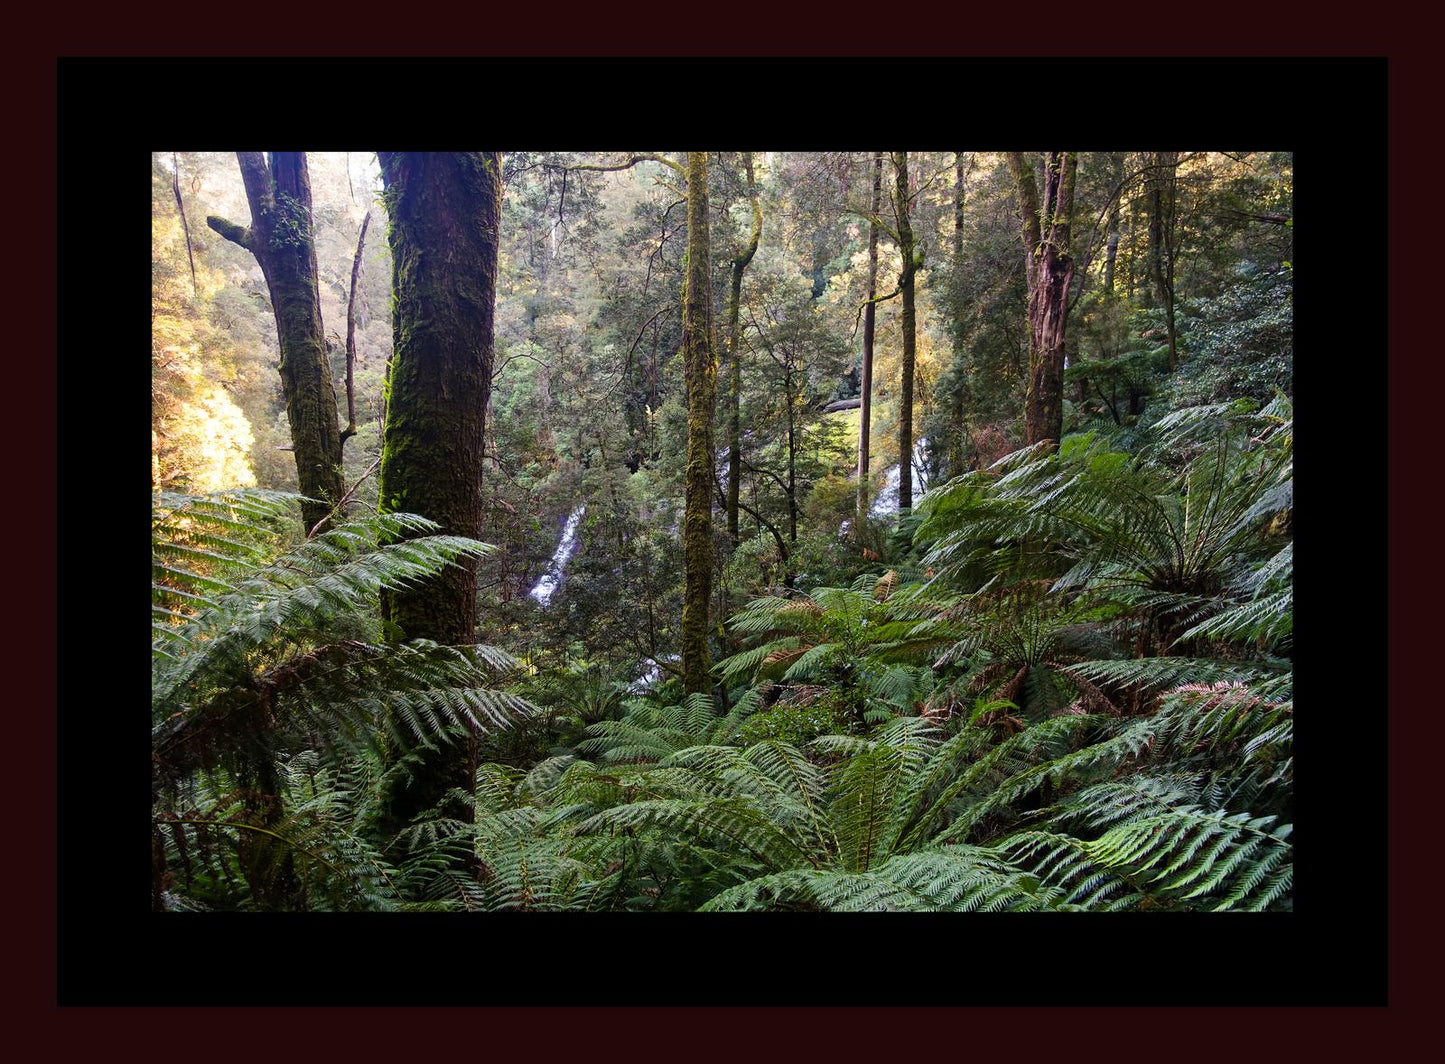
(308, 456, 382, 538)
(171, 153, 198, 298)
(340, 211, 371, 448)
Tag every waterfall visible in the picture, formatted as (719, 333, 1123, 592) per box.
(628, 655, 677, 692)
(870, 438, 929, 516)
(529, 506, 586, 605)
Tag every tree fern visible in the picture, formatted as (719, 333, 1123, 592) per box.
(152, 489, 536, 910)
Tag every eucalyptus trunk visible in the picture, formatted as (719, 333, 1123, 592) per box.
(1147, 150, 1180, 370)
(948, 150, 968, 480)
(681, 151, 716, 697)
(374, 151, 502, 834)
(893, 151, 920, 512)
(1103, 152, 1124, 296)
(857, 153, 882, 526)
(1007, 151, 1077, 451)
(206, 152, 344, 534)
(726, 152, 762, 546)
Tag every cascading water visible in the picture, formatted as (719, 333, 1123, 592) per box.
(870, 438, 929, 516)
(529, 506, 586, 605)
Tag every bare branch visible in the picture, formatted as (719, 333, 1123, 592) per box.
(1221, 208, 1292, 226)
(626, 305, 678, 364)
(850, 284, 902, 340)
(843, 206, 900, 245)
(340, 210, 371, 448)
(563, 153, 686, 178)
(740, 456, 791, 497)
(491, 349, 555, 381)
(306, 456, 381, 538)
(171, 153, 198, 297)
(554, 166, 568, 246)
(714, 473, 790, 565)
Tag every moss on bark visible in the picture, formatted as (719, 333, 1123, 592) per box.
(681, 151, 716, 697)
(1008, 151, 1077, 451)
(725, 152, 761, 546)
(374, 152, 502, 836)
(207, 152, 344, 534)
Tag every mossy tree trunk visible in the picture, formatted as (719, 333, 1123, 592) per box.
(857, 153, 882, 527)
(1007, 151, 1077, 451)
(202, 152, 340, 897)
(1147, 150, 1180, 370)
(726, 152, 762, 546)
(207, 152, 344, 534)
(680, 151, 716, 697)
(892, 151, 921, 512)
(374, 151, 502, 836)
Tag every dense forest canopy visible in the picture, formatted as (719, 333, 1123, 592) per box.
(152, 149, 1293, 913)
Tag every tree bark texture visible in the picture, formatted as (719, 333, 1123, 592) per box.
(1103, 152, 1124, 296)
(726, 152, 762, 546)
(948, 150, 968, 480)
(206, 152, 345, 534)
(857, 153, 882, 526)
(1147, 150, 1180, 370)
(1007, 151, 1077, 451)
(893, 151, 920, 511)
(681, 151, 716, 697)
(375, 151, 502, 832)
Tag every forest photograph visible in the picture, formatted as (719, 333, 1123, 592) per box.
(150, 146, 1297, 918)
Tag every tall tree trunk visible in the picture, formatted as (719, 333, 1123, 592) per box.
(374, 151, 502, 836)
(207, 152, 345, 534)
(1125, 186, 1139, 301)
(1006, 151, 1077, 451)
(726, 152, 762, 546)
(681, 151, 716, 697)
(1148, 150, 1180, 370)
(786, 374, 798, 544)
(948, 150, 968, 480)
(1103, 152, 1124, 296)
(856, 152, 882, 527)
(893, 150, 920, 512)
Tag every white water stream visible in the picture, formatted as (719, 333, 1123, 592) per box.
(870, 438, 930, 516)
(528, 505, 586, 605)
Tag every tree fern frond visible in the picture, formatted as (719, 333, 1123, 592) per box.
(1066, 656, 1265, 692)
